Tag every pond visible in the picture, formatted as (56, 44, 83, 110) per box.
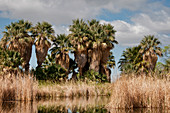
(0, 97, 170, 113)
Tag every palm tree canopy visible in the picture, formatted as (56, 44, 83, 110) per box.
(33, 21, 55, 47)
(139, 35, 162, 57)
(118, 46, 142, 73)
(68, 19, 118, 50)
(33, 21, 56, 67)
(1, 20, 33, 49)
(50, 34, 70, 56)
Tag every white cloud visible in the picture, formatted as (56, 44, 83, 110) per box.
(0, 0, 169, 47)
(53, 25, 69, 35)
(100, 9, 170, 46)
(0, 0, 147, 25)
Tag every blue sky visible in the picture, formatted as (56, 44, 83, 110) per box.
(0, 0, 170, 77)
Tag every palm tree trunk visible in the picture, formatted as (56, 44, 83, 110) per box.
(35, 39, 50, 67)
(89, 47, 102, 72)
(75, 50, 87, 76)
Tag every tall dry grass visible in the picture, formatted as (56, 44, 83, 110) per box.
(36, 81, 111, 99)
(0, 72, 38, 101)
(107, 75, 170, 109)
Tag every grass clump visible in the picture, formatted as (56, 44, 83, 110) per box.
(107, 75, 170, 109)
(36, 81, 111, 99)
(0, 72, 37, 102)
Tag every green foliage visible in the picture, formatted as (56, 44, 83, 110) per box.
(0, 48, 23, 71)
(35, 54, 67, 81)
(38, 105, 67, 113)
(68, 19, 117, 80)
(118, 35, 163, 75)
(32, 21, 55, 42)
(118, 46, 142, 74)
(139, 35, 162, 56)
(77, 70, 108, 83)
(69, 19, 118, 50)
(1, 19, 33, 48)
(155, 45, 170, 74)
(107, 52, 116, 68)
(50, 34, 70, 57)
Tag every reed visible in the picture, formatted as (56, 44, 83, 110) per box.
(0, 72, 38, 102)
(36, 81, 111, 99)
(107, 75, 170, 109)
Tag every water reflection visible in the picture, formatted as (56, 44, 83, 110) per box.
(0, 97, 170, 113)
(0, 101, 37, 113)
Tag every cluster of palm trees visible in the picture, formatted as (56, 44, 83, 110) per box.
(118, 35, 165, 75)
(0, 19, 118, 82)
(0, 20, 55, 73)
(0, 19, 168, 81)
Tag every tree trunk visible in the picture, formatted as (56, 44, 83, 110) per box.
(89, 47, 102, 72)
(143, 50, 158, 73)
(35, 39, 50, 67)
(56, 52, 70, 80)
(100, 47, 111, 82)
(75, 50, 88, 76)
(21, 42, 33, 72)
(8, 39, 34, 73)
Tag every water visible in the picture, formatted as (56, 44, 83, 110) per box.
(0, 97, 170, 113)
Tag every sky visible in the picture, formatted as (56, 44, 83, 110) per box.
(0, 0, 170, 77)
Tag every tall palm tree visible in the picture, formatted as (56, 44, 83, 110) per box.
(139, 35, 162, 72)
(0, 20, 34, 72)
(50, 34, 70, 72)
(32, 22, 55, 68)
(69, 19, 118, 81)
(68, 19, 90, 76)
(88, 20, 118, 81)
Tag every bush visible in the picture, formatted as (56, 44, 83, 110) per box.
(77, 70, 108, 83)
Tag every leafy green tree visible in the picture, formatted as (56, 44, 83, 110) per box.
(0, 47, 23, 73)
(78, 69, 108, 83)
(162, 45, 170, 71)
(35, 54, 67, 81)
(155, 45, 170, 74)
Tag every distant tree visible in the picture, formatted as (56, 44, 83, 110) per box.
(139, 35, 162, 73)
(119, 35, 163, 75)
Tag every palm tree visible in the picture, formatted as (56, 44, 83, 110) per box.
(32, 22, 55, 68)
(139, 35, 162, 73)
(68, 19, 90, 76)
(118, 46, 142, 74)
(69, 19, 118, 81)
(88, 20, 118, 81)
(50, 34, 70, 76)
(0, 20, 34, 72)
